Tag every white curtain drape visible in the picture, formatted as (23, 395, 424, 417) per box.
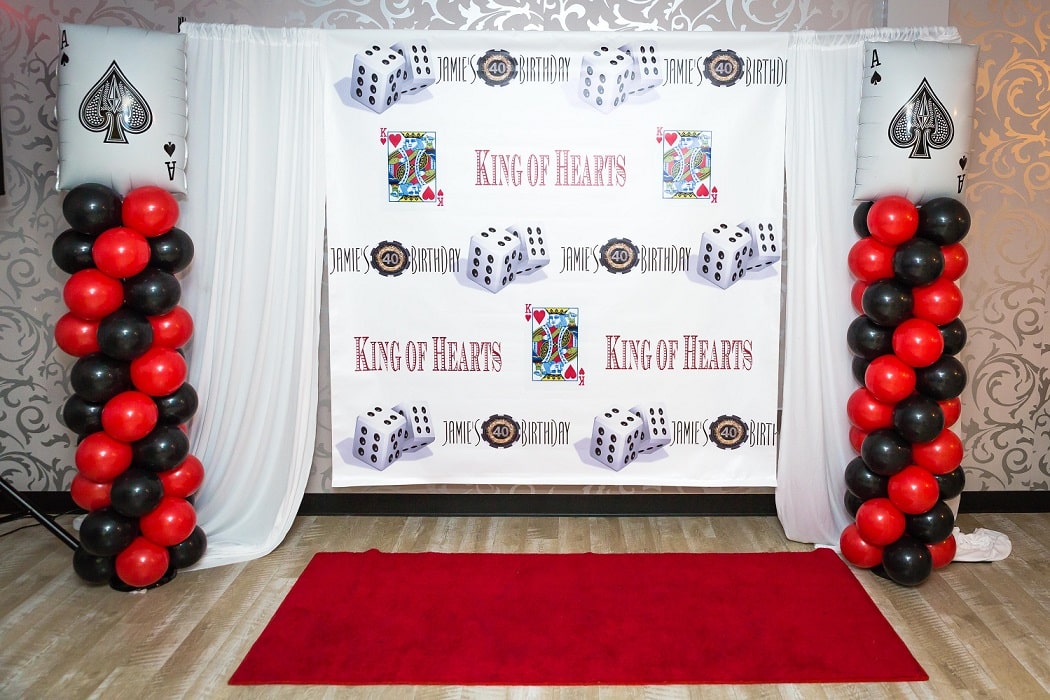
(776, 26, 961, 546)
(178, 24, 326, 569)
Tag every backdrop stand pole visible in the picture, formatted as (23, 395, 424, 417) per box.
(0, 476, 79, 551)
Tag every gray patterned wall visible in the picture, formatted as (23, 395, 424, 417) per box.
(3, 1, 1042, 498)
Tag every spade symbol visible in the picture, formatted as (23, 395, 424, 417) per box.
(79, 60, 153, 144)
(61, 53, 69, 66)
(870, 70, 881, 85)
(888, 78, 954, 159)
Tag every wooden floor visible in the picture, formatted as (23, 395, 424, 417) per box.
(1, 512, 1048, 699)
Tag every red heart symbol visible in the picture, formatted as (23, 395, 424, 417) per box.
(563, 365, 577, 380)
(664, 132, 678, 147)
(422, 186, 435, 201)
(533, 309, 545, 324)
(389, 133, 402, 148)
(696, 183, 710, 197)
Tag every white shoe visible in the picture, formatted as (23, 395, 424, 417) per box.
(952, 527, 1012, 562)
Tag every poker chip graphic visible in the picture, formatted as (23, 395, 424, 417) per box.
(481, 414, 520, 448)
(703, 49, 743, 87)
(709, 414, 749, 449)
(599, 238, 640, 274)
(370, 241, 410, 276)
(477, 49, 518, 87)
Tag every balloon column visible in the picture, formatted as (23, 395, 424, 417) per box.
(54, 183, 207, 590)
(842, 194, 969, 586)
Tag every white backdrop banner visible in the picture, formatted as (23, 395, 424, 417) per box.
(324, 31, 788, 487)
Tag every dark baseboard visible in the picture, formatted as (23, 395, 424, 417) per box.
(4, 490, 1049, 517)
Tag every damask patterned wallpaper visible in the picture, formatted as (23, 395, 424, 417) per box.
(1, 0, 1044, 497)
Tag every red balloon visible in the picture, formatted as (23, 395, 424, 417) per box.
(101, 390, 159, 443)
(912, 429, 964, 475)
(149, 306, 194, 349)
(115, 536, 170, 587)
(850, 280, 868, 314)
(122, 186, 179, 237)
(892, 318, 945, 368)
(92, 226, 151, 278)
(912, 278, 963, 326)
(867, 195, 919, 245)
(140, 495, 197, 547)
(940, 243, 969, 281)
(849, 426, 868, 454)
(63, 269, 124, 321)
(847, 238, 896, 282)
(847, 387, 895, 432)
(939, 397, 962, 428)
(864, 355, 917, 403)
(855, 497, 906, 546)
(927, 534, 957, 568)
(55, 312, 100, 356)
(75, 431, 132, 482)
(887, 465, 941, 514)
(70, 473, 112, 511)
(158, 455, 205, 498)
(840, 523, 884, 568)
(130, 348, 188, 397)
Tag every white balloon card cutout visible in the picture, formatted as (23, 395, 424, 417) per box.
(854, 41, 978, 204)
(56, 24, 187, 195)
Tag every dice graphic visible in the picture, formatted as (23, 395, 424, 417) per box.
(352, 406, 408, 469)
(589, 407, 644, 471)
(467, 226, 523, 293)
(618, 42, 661, 95)
(578, 46, 633, 114)
(698, 223, 751, 290)
(738, 220, 781, 271)
(630, 403, 671, 453)
(391, 39, 435, 94)
(393, 400, 435, 453)
(351, 45, 408, 114)
(507, 224, 550, 275)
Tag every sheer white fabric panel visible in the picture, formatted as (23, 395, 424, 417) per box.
(178, 24, 326, 569)
(777, 26, 961, 546)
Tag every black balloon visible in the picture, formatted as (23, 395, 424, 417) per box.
(148, 227, 195, 274)
(123, 268, 182, 316)
(935, 466, 966, 501)
(155, 383, 199, 425)
(851, 355, 871, 385)
(862, 279, 914, 327)
(844, 456, 889, 500)
(881, 534, 933, 586)
(916, 356, 967, 400)
(72, 547, 115, 585)
(853, 201, 874, 237)
(110, 468, 164, 517)
(861, 428, 913, 477)
(97, 308, 154, 361)
(940, 318, 968, 356)
(52, 229, 96, 273)
(893, 238, 944, 287)
(70, 353, 132, 404)
(78, 507, 138, 557)
(906, 500, 955, 544)
(169, 526, 208, 569)
(893, 395, 945, 444)
(62, 394, 104, 436)
(844, 490, 865, 518)
(62, 183, 123, 235)
(132, 424, 190, 472)
(847, 315, 894, 360)
(917, 197, 971, 245)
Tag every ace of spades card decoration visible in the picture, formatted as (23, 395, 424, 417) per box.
(854, 41, 978, 204)
(57, 24, 188, 194)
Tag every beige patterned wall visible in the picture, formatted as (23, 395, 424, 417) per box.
(950, 0, 1050, 491)
(4, 0, 1043, 498)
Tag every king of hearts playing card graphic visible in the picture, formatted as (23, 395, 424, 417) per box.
(530, 307, 579, 382)
(387, 130, 437, 202)
(661, 130, 713, 200)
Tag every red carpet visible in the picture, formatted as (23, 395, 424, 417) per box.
(230, 549, 926, 686)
